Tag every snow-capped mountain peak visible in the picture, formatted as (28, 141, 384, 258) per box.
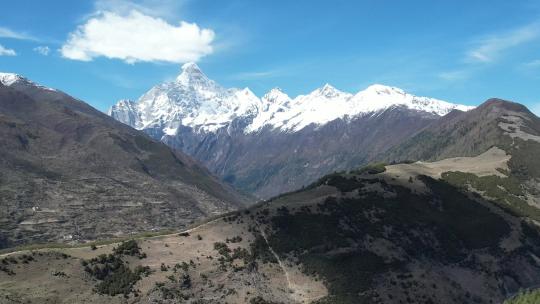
(351, 84, 474, 116)
(364, 84, 406, 96)
(312, 83, 350, 99)
(175, 62, 217, 90)
(181, 62, 202, 72)
(107, 99, 136, 114)
(0, 72, 57, 92)
(0, 73, 26, 86)
(108, 99, 140, 128)
(263, 88, 291, 104)
(109, 64, 474, 136)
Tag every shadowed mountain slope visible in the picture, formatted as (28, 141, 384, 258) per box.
(0, 75, 247, 248)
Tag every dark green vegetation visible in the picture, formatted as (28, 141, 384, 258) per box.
(505, 289, 540, 304)
(269, 162, 388, 201)
(1, 253, 37, 276)
(260, 173, 540, 304)
(249, 296, 283, 304)
(351, 162, 387, 175)
(439, 125, 540, 222)
(82, 240, 150, 296)
(212, 240, 257, 272)
(112, 239, 146, 258)
(442, 171, 540, 221)
(506, 139, 540, 180)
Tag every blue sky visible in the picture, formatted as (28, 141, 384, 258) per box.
(1, 0, 540, 115)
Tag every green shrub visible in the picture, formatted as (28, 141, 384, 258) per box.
(95, 264, 146, 296)
(113, 240, 144, 258)
(83, 242, 150, 297)
(324, 175, 364, 192)
(213, 242, 231, 258)
(226, 236, 242, 243)
(160, 263, 168, 272)
(249, 296, 282, 304)
(442, 171, 540, 221)
(352, 162, 387, 175)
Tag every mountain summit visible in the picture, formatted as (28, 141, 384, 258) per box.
(0, 72, 24, 86)
(175, 62, 215, 88)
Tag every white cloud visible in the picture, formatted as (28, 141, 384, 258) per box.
(61, 10, 214, 64)
(0, 44, 16, 56)
(438, 70, 470, 81)
(230, 70, 278, 80)
(93, 0, 185, 19)
(0, 26, 37, 41)
(523, 59, 540, 68)
(467, 23, 540, 63)
(33, 46, 50, 56)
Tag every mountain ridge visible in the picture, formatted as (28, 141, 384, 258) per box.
(109, 62, 474, 135)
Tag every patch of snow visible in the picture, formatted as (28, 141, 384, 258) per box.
(0, 72, 57, 91)
(0, 73, 25, 86)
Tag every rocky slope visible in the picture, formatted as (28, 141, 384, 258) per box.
(109, 63, 473, 198)
(0, 73, 247, 248)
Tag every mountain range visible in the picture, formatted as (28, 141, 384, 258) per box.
(1, 70, 540, 304)
(0, 73, 246, 248)
(109, 63, 474, 198)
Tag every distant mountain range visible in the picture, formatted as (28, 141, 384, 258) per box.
(109, 63, 474, 198)
(0, 73, 246, 248)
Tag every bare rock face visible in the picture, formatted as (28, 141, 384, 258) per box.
(0, 74, 247, 248)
